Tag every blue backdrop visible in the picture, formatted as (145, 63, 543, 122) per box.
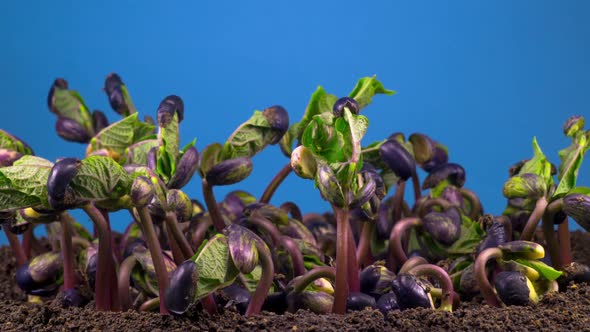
(1, 1, 589, 243)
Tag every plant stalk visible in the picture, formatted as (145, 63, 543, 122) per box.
(356, 221, 374, 269)
(245, 240, 275, 316)
(460, 188, 483, 220)
(346, 220, 360, 293)
(399, 256, 428, 274)
(5, 228, 26, 266)
(59, 212, 76, 291)
(165, 212, 194, 260)
(82, 204, 118, 311)
(118, 255, 137, 311)
(260, 163, 292, 203)
(201, 178, 226, 232)
(408, 264, 455, 311)
(541, 198, 564, 268)
(388, 217, 422, 271)
(135, 206, 170, 315)
(474, 247, 503, 307)
(332, 206, 349, 314)
(411, 171, 421, 202)
(22, 227, 33, 259)
(291, 266, 336, 294)
(558, 220, 573, 267)
(520, 196, 548, 241)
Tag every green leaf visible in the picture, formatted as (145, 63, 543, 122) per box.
(52, 89, 94, 134)
(222, 110, 277, 159)
(69, 156, 131, 201)
(515, 258, 563, 281)
(554, 131, 589, 198)
(240, 265, 276, 294)
(158, 113, 180, 175)
(348, 76, 395, 110)
(198, 143, 223, 178)
(302, 113, 347, 163)
(297, 86, 338, 140)
(0, 156, 54, 210)
(194, 234, 240, 299)
(88, 113, 155, 161)
(279, 123, 299, 158)
(125, 139, 158, 165)
(519, 137, 553, 188)
(568, 186, 590, 195)
(0, 130, 33, 155)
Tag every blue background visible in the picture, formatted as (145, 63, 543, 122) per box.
(0, 1, 589, 243)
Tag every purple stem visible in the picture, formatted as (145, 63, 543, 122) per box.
(201, 178, 227, 232)
(245, 240, 274, 316)
(59, 212, 76, 290)
(388, 217, 422, 271)
(260, 163, 292, 204)
(474, 247, 503, 307)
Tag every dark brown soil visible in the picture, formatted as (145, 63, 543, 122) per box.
(1, 232, 590, 332)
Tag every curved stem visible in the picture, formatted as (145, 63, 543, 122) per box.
(416, 198, 453, 219)
(163, 224, 184, 265)
(388, 217, 422, 271)
(280, 201, 303, 222)
(247, 215, 305, 277)
(399, 256, 428, 274)
(460, 188, 482, 220)
(260, 163, 292, 204)
(393, 180, 407, 223)
(408, 264, 455, 311)
(165, 212, 194, 260)
(292, 266, 337, 294)
(356, 222, 374, 269)
(474, 247, 503, 307)
(135, 206, 169, 315)
(541, 198, 564, 268)
(201, 178, 226, 232)
(332, 206, 349, 314)
(72, 236, 91, 249)
(520, 197, 548, 241)
(5, 228, 26, 266)
(59, 212, 76, 291)
(83, 204, 116, 311)
(118, 255, 137, 311)
(429, 288, 461, 310)
(245, 240, 275, 316)
(139, 297, 160, 312)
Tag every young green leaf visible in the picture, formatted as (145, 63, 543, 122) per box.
(194, 234, 239, 299)
(158, 112, 180, 175)
(515, 259, 563, 281)
(87, 113, 155, 161)
(0, 156, 54, 210)
(125, 139, 159, 165)
(348, 76, 395, 111)
(553, 131, 589, 198)
(0, 130, 34, 155)
(52, 88, 94, 134)
(295, 86, 338, 140)
(69, 156, 131, 201)
(518, 137, 553, 188)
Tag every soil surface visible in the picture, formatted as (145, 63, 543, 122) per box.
(1, 232, 590, 332)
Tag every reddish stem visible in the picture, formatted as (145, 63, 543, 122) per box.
(245, 240, 274, 316)
(5, 228, 26, 266)
(201, 178, 226, 232)
(332, 206, 349, 314)
(388, 217, 422, 271)
(346, 220, 360, 293)
(118, 255, 137, 311)
(558, 221, 573, 267)
(520, 197, 548, 241)
(356, 222, 374, 269)
(22, 227, 33, 259)
(59, 213, 76, 290)
(411, 171, 421, 203)
(474, 247, 503, 307)
(260, 163, 292, 204)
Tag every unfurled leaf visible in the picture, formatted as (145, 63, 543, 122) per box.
(69, 156, 131, 201)
(0, 156, 53, 210)
(0, 130, 33, 155)
(554, 130, 589, 198)
(51, 88, 94, 134)
(198, 143, 223, 178)
(518, 137, 553, 188)
(515, 259, 563, 281)
(194, 234, 239, 299)
(87, 113, 155, 161)
(296, 86, 338, 140)
(347, 76, 395, 110)
(125, 139, 159, 165)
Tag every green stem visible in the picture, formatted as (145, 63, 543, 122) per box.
(135, 206, 170, 315)
(474, 247, 503, 307)
(118, 255, 137, 311)
(408, 264, 455, 311)
(5, 228, 26, 266)
(201, 178, 226, 232)
(82, 204, 117, 311)
(332, 206, 349, 314)
(165, 212, 194, 260)
(520, 196, 548, 241)
(59, 212, 76, 290)
(291, 266, 336, 294)
(260, 163, 292, 204)
(245, 240, 275, 316)
(388, 217, 422, 271)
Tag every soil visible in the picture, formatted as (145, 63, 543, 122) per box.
(1, 232, 590, 331)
